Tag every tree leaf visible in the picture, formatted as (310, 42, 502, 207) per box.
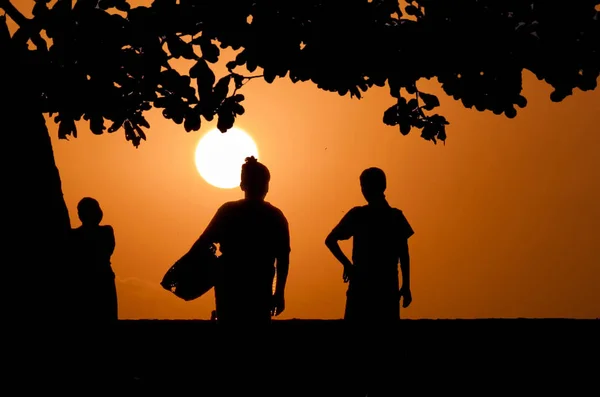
(213, 75, 231, 103)
(184, 109, 201, 132)
(419, 92, 440, 111)
(58, 118, 76, 140)
(166, 36, 197, 60)
(115, 0, 131, 12)
(199, 37, 220, 63)
(190, 59, 215, 98)
(233, 74, 244, 89)
(383, 105, 399, 126)
(399, 119, 411, 135)
(405, 5, 422, 18)
(90, 116, 105, 135)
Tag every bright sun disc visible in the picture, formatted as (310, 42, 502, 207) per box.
(195, 127, 259, 189)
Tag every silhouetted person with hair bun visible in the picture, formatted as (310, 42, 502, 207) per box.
(70, 197, 117, 322)
(326, 167, 414, 323)
(191, 156, 290, 325)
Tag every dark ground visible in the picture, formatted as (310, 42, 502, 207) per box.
(14, 319, 599, 396)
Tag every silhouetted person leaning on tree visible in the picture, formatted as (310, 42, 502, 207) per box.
(326, 167, 413, 323)
(70, 197, 118, 323)
(191, 156, 290, 325)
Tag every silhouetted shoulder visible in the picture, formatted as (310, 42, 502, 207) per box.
(264, 201, 291, 255)
(198, 202, 239, 244)
(348, 206, 364, 215)
(70, 224, 114, 236)
(338, 206, 363, 218)
(264, 201, 288, 220)
(328, 206, 363, 240)
(209, 200, 244, 221)
(217, 200, 241, 212)
(391, 208, 415, 240)
(345, 205, 369, 220)
(102, 224, 116, 240)
(99, 224, 114, 234)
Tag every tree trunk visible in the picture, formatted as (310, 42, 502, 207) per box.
(5, 53, 74, 324)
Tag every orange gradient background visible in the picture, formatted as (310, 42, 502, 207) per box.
(9, 1, 600, 319)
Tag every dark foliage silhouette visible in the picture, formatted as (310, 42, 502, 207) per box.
(326, 168, 413, 323)
(2, 0, 599, 146)
(188, 156, 290, 324)
(70, 197, 118, 322)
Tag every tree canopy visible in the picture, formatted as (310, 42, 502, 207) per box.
(2, 0, 599, 146)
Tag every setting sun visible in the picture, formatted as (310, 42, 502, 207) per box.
(194, 127, 259, 189)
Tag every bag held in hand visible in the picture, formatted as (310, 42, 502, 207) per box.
(161, 243, 219, 301)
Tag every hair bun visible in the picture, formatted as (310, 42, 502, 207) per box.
(245, 156, 258, 164)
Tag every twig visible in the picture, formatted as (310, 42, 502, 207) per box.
(232, 74, 264, 96)
(0, 0, 27, 26)
(1, 0, 47, 51)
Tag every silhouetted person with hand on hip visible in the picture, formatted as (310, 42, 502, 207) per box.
(325, 168, 414, 396)
(191, 156, 290, 325)
(70, 197, 118, 323)
(326, 167, 414, 323)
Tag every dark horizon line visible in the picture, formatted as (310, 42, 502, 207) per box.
(118, 317, 599, 321)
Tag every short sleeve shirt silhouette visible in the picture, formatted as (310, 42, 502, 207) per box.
(332, 204, 414, 271)
(203, 199, 289, 292)
(331, 203, 414, 321)
(202, 199, 290, 322)
(205, 199, 290, 266)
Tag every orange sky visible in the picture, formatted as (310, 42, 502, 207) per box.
(10, 1, 600, 319)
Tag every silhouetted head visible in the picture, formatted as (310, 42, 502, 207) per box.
(240, 156, 270, 200)
(77, 197, 103, 226)
(360, 167, 387, 203)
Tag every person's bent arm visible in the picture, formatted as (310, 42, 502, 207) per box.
(325, 231, 355, 283)
(325, 210, 356, 282)
(325, 233, 353, 270)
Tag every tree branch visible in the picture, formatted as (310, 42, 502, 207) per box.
(0, 0, 28, 26)
(232, 74, 264, 96)
(2, 0, 48, 52)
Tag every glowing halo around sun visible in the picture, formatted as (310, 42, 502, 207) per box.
(194, 127, 259, 189)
